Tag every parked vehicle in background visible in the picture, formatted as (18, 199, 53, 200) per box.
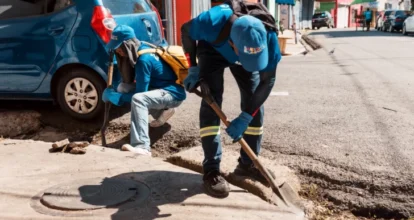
(0, 0, 166, 120)
(377, 10, 395, 31)
(403, 12, 414, 35)
(383, 10, 410, 32)
(312, 11, 334, 30)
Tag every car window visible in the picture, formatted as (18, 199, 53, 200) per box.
(395, 11, 405, 16)
(102, 0, 152, 15)
(0, 0, 47, 20)
(313, 13, 326, 18)
(47, 0, 74, 13)
(384, 11, 393, 16)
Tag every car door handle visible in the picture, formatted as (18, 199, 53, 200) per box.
(48, 26, 65, 36)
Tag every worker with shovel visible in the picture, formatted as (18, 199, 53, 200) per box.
(181, 1, 281, 198)
(102, 25, 186, 156)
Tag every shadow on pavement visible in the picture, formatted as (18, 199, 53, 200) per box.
(78, 171, 205, 220)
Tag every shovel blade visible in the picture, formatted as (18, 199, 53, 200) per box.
(274, 182, 305, 215)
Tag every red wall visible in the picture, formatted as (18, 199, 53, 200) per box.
(175, 0, 259, 45)
(175, 0, 192, 45)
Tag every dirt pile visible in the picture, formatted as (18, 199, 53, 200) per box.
(0, 110, 41, 137)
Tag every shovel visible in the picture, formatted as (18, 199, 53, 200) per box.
(192, 80, 304, 213)
(100, 50, 115, 147)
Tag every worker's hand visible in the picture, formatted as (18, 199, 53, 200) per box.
(184, 66, 200, 92)
(226, 112, 253, 141)
(102, 88, 123, 106)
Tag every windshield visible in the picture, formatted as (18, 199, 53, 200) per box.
(102, 0, 152, 15)
(313, 13, 326, 18)
(395, 11, 407, 16)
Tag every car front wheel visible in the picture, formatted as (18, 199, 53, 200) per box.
(56, 68, 105, 120)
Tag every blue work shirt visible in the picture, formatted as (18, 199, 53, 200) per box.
(188, 4, 281, 72)
(364, 10, 372, 20)
(122, 44, 186, 103)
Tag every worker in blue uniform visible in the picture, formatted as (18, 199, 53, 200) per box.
(181, 3, 282, 198)
(103, 25, 186, 156)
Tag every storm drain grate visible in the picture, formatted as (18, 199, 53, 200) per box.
(39, 178, 147, 211)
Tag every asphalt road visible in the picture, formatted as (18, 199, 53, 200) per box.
(157, 28, 414, 218)
(257, 28, 414, 218)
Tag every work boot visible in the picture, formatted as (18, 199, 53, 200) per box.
(150, 108, 175, 128)
(203, 170, 230, 198)
(234, 162, 276, 187)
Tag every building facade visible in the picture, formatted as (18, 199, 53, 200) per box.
(150, 0, 263, 45)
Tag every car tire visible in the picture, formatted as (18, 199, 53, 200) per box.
(403, 25, 408, 35)
(56, 68, 106, 120)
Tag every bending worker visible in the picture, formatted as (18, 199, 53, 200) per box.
(181, 3, 281, 198)
(103, 25, 186, 156)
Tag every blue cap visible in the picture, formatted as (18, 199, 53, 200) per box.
(230, 15, 268, 72)
(106, 25, 136, 51)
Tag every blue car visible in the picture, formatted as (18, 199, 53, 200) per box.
(0, 0, 166, 120)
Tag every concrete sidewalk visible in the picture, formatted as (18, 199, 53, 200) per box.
(0, 139, 306, 220)
(279, 30, 307, 56)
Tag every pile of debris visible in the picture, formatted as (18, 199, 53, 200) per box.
(50, 139, 89, 154)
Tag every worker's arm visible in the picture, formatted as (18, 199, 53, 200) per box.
(246, 31, 281, 116)
(120, 58, 151, 102)
(181, 10, 213, 67)
(181, 21, 198, 67)
(245, 69, 276, 116)
(134, 58, 151, 93)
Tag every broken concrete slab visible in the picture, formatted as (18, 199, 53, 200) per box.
(0, 139, 306, 220)
(0, 110, 41, 137)
(166, 146, 310, 216)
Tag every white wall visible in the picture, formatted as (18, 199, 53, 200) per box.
(192, 0, 211, 18)
(337, 6, 349, 28)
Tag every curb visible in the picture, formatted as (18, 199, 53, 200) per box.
(282, 33, 308, 56)
(301, 33, 322, 50)
(165, 146, 312, 217)
(299, 37, 312, 54)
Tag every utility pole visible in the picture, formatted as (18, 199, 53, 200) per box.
(334, 0, 338, 28)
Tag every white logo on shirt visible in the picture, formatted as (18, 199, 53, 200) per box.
(219, 4, 231, 11)
(235, 61, 242, 65)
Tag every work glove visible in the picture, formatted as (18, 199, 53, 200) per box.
(226, 111, 253, 141)
(184, 66, 200, 92)
(102, 88, 123, 106)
